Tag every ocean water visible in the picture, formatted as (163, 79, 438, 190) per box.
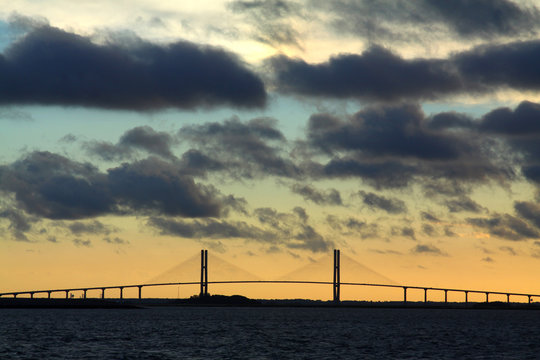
(1, 307, 539, 359)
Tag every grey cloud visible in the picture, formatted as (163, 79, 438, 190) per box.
(149, 206, 331, 252)
(467, 214, 540, 241)
(85, 126, 176, 161)
(103, 236, 129, 245)
(0, 208, 37, 241)
(326, 215, 379, 239)
(179, 117, 300, 179)
(392, 226, 416, 240)
(228, 0, 304, 48)
(0, 25, 266, 110)
(411, 243, 445, 255)
(422, 224, 437, 237)
(0, 151, 231, 220)
(445, 196, 484, 213)
(358, 190, 407, 214)
(514, 201, 540, 229)
(67, 220, 115, 236)
(291, 184, 342, 206)
(427, 112, 476, 131)
(73, 238, 91, 247)
(421, 211, 440, 222)
(271, 40, 540, 102)
(309, 0, 539, 41)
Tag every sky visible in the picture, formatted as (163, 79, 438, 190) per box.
(3, 0, 540, 301)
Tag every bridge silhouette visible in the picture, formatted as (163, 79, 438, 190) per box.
(1, 249, 539, 304)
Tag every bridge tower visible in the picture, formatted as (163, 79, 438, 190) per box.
(333, 249, 340, 303)
(200, 249, 208, 297)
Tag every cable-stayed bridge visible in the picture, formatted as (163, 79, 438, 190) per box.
(1, 249, 539, 304)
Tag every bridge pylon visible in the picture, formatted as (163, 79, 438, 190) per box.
(333, 249, 340, 303)
(200, 249, 208, 296)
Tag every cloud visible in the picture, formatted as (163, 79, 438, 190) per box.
(291, 184, 342, 206)
(228, 0, 304, 48)
(421, 211, 440, 222)
(179, 117, 300, 179)
(411, 243, 445, 255)
(0, 207, 37, 241)
(85, 126, 176, 161)
(73, 238, 91, 247)
(422, 224, 437, 237)
(445, 196, 484, 213)
(271, 40, 540, 102)
(0, 151, 232, 220)
(514, 201, 540, 229)
(67, 220, 115, 236)
(422, 0, 539, 38)
(270, 46, 461, 102)
(0, 25, 266, 110)
(392, 226, 416, 240)
(358, 190, 407, 214)
(467, 214, 540, 241)
(326, 215, 379, 239)
(149, 206, 331, 252)
(309, 0, 539, 42)
(103, 237, 129, 245)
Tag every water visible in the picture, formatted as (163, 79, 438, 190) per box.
(1, 307, 539, 359)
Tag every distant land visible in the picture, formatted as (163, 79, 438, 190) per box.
(1, 294, 540, 310)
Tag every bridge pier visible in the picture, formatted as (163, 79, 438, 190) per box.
(507, 294, 510, 303)
(424, 288, 428, 303)
(138, 286, 143, 299)
(83, 289, 87, 299)
(529, 295, 532, 304)
(333, 249, 340, 303)
(119, 287, 124, 299)
(403, 287, 407, 303)
(65, 291, 69, 299)
(485, 292, 489, 303)
(101, 288, 105, 299)
(30, 292, 34, 299)
(47, 291, 51, 299)
(200, 250, 208, 297)
(444, 290, 448, 303)
(465, 291, 468, 304)
(13, 294, 17, 298)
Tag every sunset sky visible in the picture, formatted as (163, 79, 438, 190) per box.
(2, 0, 540, 301)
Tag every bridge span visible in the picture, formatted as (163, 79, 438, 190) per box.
(2, 249, 539, 304)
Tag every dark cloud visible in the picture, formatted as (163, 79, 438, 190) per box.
(427, 112, 476, 131)
(307, 104, 473, 160)
(0, 151, 231, 220)
(467, 214, 540, 241)
(271, 40, 540, 102)
(291, 184, 342, 206)
(0, 25, 266, 110)
(358, 190, 407, 214)
(309, 0, 539, 41)
(422, 0, 539, 38)
(479, 101, 540, 135)
(514, 201, 540, 229)
(445, 196, 484, 213)
(270, 46, 461, 102)
(482, 256, 494, 262)
(411, 243, 445, 255)
(179, 117, 300, 179)
(444, 227, 457, 237)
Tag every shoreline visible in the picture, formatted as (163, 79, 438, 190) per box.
(1, 295, 540, 310)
